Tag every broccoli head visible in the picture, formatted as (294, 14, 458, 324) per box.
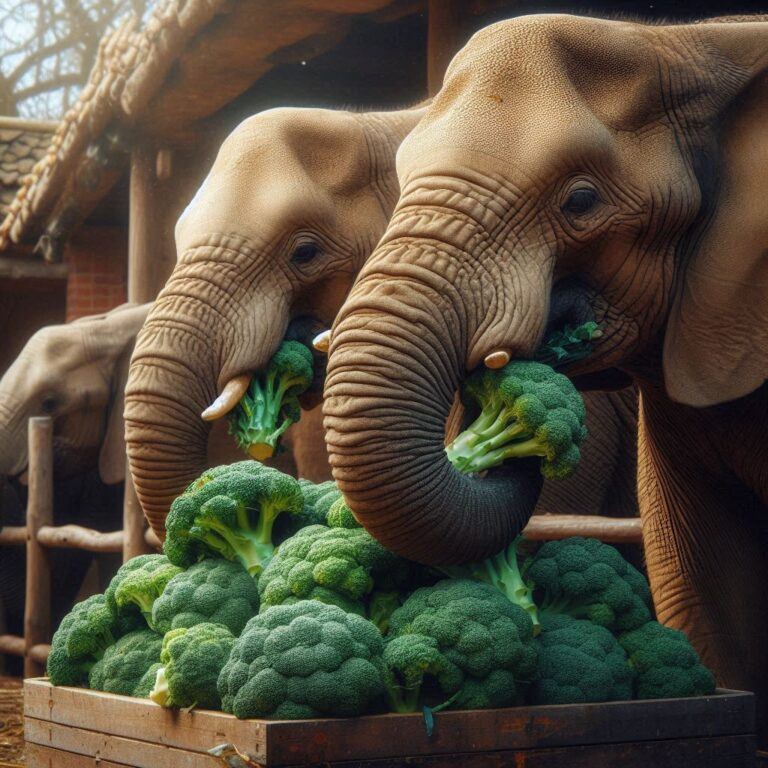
(105, 554, 183, 628)
(534, 321, 603, 368)
(326, 497, 362, 529)
(619, 620, 715, 699)
(149, 622, 235, 709)
(47, 594, 142, 686)
(164, 461, 303, 575)
(526, 537, 653, 634)
(218, 600, 384, 719)
(88, 628, 164, 697)
(257, 524, 409, 615)
(274, 479, 342, 543)
(151, 558, 260, 636)
(529, 613, 634, 704)
(228, 341, 314, 460)
(384, 579, 538, 711)
(446, 360, 587, 479)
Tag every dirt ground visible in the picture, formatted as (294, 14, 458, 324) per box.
(0, 677, 23, 767)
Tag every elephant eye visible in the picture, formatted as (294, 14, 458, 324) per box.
(562, 186, 601, 217)
(291, 241, 321, 266)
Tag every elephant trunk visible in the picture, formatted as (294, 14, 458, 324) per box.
(324, 275, 543, 565)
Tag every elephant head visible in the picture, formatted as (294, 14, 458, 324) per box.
(125, 106, 425, 536)
(0, 302, 150, 483)
(325, 14, 768, 564)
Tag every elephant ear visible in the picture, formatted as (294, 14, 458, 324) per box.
(98, 343, 132, 485)
(663, 22, 768, 407)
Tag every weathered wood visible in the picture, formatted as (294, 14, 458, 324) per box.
(24, 417, 53, 677)
(145, 526, 162, 550)
(37, 525, 123, 553)
(23, 680, 754, 767)
(0, 255, 68, 280)
(0, 525, 26, 545)
(523, 514, 643, 544)
(25, 743, 133, 768)
(28, 643, 50, 665)
(0, 634, 24, 656)
(123, 463, 152, 562)
(427, 0, 469, 95)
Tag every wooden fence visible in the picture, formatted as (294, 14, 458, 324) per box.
(0, 416, 643, 676)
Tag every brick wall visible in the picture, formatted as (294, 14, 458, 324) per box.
(65, 226, 127, 321)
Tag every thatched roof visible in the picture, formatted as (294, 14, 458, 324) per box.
(0, 118, 55, 214)
(0, 0, 421, 257)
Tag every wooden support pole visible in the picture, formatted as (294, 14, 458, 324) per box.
(427, 0, 468, 95)
(24, 416, 53, 678)
(0, 634, 25, 657)
(0, 526, 26, 545)
(37, 525, 124, 553)
(523, 514, 643, 544)
(123, 465, 151, 562)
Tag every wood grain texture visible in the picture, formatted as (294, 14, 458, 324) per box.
(25, 742, 135, 767)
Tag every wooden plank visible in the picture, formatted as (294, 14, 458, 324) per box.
(25, 718, 215, 768)
(37, 525, 123, 552)
(24, 680, 754, 765)
(25, 742, 135, 768)
(24, 679, 267, 761)
(24, 417, 53, 677)
(523, 514, 643, 544)
(0, 525, 26, 545)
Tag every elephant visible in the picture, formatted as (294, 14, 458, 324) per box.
(324, 13, 768, 736)
(124, 104, 640, 542)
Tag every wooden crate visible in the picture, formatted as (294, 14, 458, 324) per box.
(24, 678, 756, 767)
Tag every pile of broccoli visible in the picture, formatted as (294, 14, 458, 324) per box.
(227, 340, 314, 460)
(48, 459, 714, 720)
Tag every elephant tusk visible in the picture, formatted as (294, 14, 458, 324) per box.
(312, 329, 331, 353)
(201, 374, 251, 421)
(484, 350, 510, 369)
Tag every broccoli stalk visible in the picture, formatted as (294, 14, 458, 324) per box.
(438, 536, 540, 634)
(148, 666, 170, 707)
(228, 341, 313, 460)
(446, 360, 587, 479)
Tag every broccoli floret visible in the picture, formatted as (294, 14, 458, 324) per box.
(228, 341, 314, 460)
(529, 613, 634, 704)
(164, 461, 303, 575)
(88, 629, 164, 697)
(383, 580, 538, 712)
(619, 621, 715, 699)
(526, 537, 652, 634)
(367, 590, 402, 634)
(105, 554, 183, 629)
(218, 601, 384, 719)
(257, 524, 408, 615)
(534, 322, 603, 368)
(274, 479, 342, 543)
(446, 360, 587, 479)
(149, 623, 235, 709)
(47, 594, 143, 686)
(439, 536, 540, 634)
(151, 558, 260, 636)
(326, 497, 362, 529)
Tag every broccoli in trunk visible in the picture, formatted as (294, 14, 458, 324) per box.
(164, 461, 303, 575)
(445, 360, 587, 479)
(228, 341, 313, 460)
(88, 629, 164, 697)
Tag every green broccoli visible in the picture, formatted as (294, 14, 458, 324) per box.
(274, 479, 342, 543)
(149, 623, 235, 709)
(227, 341, 313, 460)
(164, 461, 303, 575)
(218, 600, 384, 719)
(383, 579, 538, 712)
(151, 558, 260, 636)
(326, 496, 361, 529)
(367, 590, 402, 634)
(438, 536, 540, 634)
(619, 620, 715, 699)
(529, 613, 634, 704)
(105, 554, 183, 628)
(526, 537, 653, 634)
(47, 594, 142, 686)
(257, 524, 408, 615)
(88, 628, 164, 697)
(534, 321, 603, 368)
(445, 360, 587, 479)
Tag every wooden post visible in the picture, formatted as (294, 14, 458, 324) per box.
(427, 0, 468, 95)
(122, 466, 151, 561)
(24, 417, 53, 677)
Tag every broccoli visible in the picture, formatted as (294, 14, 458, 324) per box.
(164, 461, 303, 575)
(149, 623, 235, 709)
(367, 590, 401, 634)
(151, 558, 260, 636)
(105, 554, 183, 628)
(257, 524, 409, 615)
(445, 360, 587, 479)
(383, 580, 538, 712)
(218, 600, 384, 719)
(529, 613, 634, 704)
(438, 536, 540, 634)
(534, 321, 603, 368)
(274, 479, 342, 543)
(228, 341, 314, 460)
(47, 594, 142, 686)
(526, 537, 653, 634)
(88, 629, 164, 697)
(326, 496, 361, 529)
(619, 620, 715, 699)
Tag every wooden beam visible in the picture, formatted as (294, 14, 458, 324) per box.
(0, 633, 24, 657)
(0, 255, 68, 280)
(24, 416, 53, 678)
(0, 525, 26, 545)
(427, 0, 468, 95)
(37, 525, 123, 553)
(523, 514, 643, 544)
